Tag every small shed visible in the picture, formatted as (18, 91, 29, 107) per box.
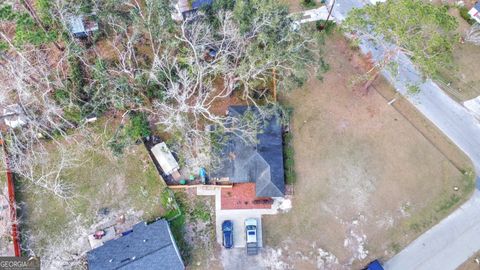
(2, 104, 27, 129)
(67, 15, 99, 38)
(151, 142, 180, 176)
(173, 0, 213, 21)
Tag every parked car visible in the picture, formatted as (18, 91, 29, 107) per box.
(222, 220, 233, 248)
(362, 260, 384, 270)
(245, 218, 258, 255)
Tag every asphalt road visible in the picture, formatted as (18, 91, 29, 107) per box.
(332, 1, 480, 269)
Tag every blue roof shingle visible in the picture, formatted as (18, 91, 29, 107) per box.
(87, 219, 184, 270)
(213, 106, 285, 197)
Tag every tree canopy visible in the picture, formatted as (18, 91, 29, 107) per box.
(0, 0, 323, 173)
(344, 0, 458, 77)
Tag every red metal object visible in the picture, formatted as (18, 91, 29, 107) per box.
(1, 140, 21, 256)
(94, 230, 105, 239)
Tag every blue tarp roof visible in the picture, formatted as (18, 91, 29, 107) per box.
(192, 0, 213, 9)
(367, 260, 384, 270)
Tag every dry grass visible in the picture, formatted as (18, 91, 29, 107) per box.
(262, 32, 475, 269)
(16, 117, 167, 261)
(436, 8, 480, 101)
(437, 40, 480, 101)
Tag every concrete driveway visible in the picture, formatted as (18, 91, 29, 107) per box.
(216, 210, 264, 248)
(197, 186, 291, 269)
(220, 248, 266, 270)
(197, 186, 282, 248)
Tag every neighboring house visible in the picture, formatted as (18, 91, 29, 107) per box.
(151, 142, 181, 180)
(67, 15, 99, 38)
(2, 104, 27, 129)
(469, 2, 480, 24)
(87, 219, 184, 270)
(213, 106, 285, 198)
(172, 0, 213, 21)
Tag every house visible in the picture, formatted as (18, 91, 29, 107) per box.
(469, 2, 480, 23)
(172, 0, 213, 21)
(67, 15, 98, 38)
(151, 142, 181, 180)
(87, 219, 184, 270)
(213, 106, 285, 198)
(2, 104, 27, 129)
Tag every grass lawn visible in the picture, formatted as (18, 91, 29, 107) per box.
(436, 8, 480, 102)
(437, 40, 480, 102)
(15, 117, 170, 264)
(262, 32, 475, 269)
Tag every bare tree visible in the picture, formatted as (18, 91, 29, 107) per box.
(466, 23, 480, 46)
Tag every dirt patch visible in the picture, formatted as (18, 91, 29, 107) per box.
(262, 32, 474, 269)
(458, 251, 480, 270)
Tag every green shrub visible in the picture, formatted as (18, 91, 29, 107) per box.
(0, 4, 57, 46)
(53, 89, 70, 104)
(35, 0, 54, 25)
(0, 41, 8, 51)
(161, 188, 181, 220)
(458, 6, 476, 25)
(407, 84, 421, 95)
(125, 113, 151, 139)
(0, 5, 15, 21)
(63, 106, 82, 124)
(107, 133, 128, 156)
(14, 13, 57, 46)
(191, 201, 211, 222)
(169, 192, 191, 262)
(316, 20, 336, 34)
(284, 132, 296, 184)
(302, 0, 317, 8)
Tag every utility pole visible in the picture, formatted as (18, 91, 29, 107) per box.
(273, 67, 277, 102)
(321, 0, 336, 31)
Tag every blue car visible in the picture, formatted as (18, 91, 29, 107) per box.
(222, 220, 233, 249)
(363, 260, 384, 270)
